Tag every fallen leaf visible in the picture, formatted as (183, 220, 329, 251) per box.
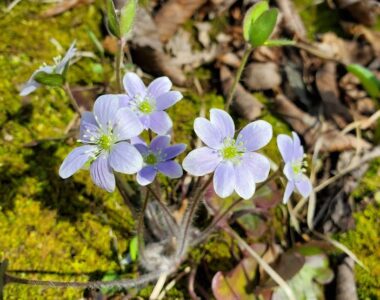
(243, 62, 282, 91)
(336, 0, 378, 26)
(154, 0, 207, 43)
(41, 0, 93, 18)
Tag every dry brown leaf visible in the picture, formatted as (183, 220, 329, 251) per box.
(41, 0, 93, 18)
(336, 0, 378, 26)
(336, 257, 358, 300)
(130, 9, 186, 86)
(220, 66, 263, 120)
(275, 0, 307, 39)
(154, 0, 207, 43)
(243, 62, 282, 91)
(316, 62, 353, 128)
(274, 94, 371, 152)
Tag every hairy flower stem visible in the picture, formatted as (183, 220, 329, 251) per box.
(115, 38, 126, 93)
(177, 175, 213, 257)
(225, 226, 296, 300)
(63, 83, 81, 116)
(224, 45, 253, 112)
(146, 185, 179, 234)
(137, 189, 149, 264)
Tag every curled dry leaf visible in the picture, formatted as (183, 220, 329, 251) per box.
(316, 62, 353, 128)
(275, 0, 307, 39)
(336, 257, 358, 300)
(130, 9, 186, 86)
(220, 66, 263, 120)
(243, 62, 282, 91)
(274, 94, 371, 152)
(154, 0, 208, 43)
(336, 0, 378, 26)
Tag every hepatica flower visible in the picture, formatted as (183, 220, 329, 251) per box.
(120, 72, 183, 135)
(277, 132, 312, 203)
(183, 109, 272, 199)
(134, 135, 186, 185)
(59, 95, 144, 192)
(20, 42, 76, 96)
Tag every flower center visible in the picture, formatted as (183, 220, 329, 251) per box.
(145, 153, 157, 165)
(98, 134, 113, 151)
(291, 159, 307, 176)
(220, 139, 243, 162)
(138, 99, 154, 114)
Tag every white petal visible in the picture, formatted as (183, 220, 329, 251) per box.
(182, 147, 221, 176)
(194, 117, 223, 149)
(210, 109, 235, 139)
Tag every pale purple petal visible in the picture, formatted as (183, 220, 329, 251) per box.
(157, 161, 183, 178)
(134, 143, 149, 156)
(114, 108, 144, 140)
(55, 42, 77, 73)
(236, 120, 273, 151)
(90, 153, 115, 192)
(295, 175, 312, 198)
(292, 131, 304, 160)
(277, 134, 294, 163)
(136, 166, 157, 186)
(79, 112, 100, 143)
(213, 161, 236, 198)
(150, 135, 171, 152)
(139, 115, 150, 129)
(283, 162, 295, 181)
(210, 109, 235, 139)
(194, 117, 223, 149)
(234, 163, 255, 199)
(109, 142, 143, 174)
(93, 95, 120, 129)
(59, 145, 97, 179)
(161, 144, 186, 160)
(117, 94, 132, 107)
(20, 82, 39, 96)
(156, 91, 183, 110)
(183, 147, 222, 176)
(147, 76, 172, 98)
(149, 111, 173, 135)
(242, 152, 270, 183)
(283, 181, 295, 204)
(130, 136, 146, 146)
(123, 72, 146, 97)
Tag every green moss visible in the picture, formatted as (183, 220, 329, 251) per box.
(0, 1, 136, 299)
(338, 203, 380, 299)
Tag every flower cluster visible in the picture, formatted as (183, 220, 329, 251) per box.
(58, 72, 312, 203)
(59, 72, 184, 191)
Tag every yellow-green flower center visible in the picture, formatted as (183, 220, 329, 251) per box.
(145, 153, 157, 165)
(222, 145, 239, 160)
(98, 134, 113, 151)
(138, 100, 154, 114)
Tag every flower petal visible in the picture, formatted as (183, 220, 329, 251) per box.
(20, 82, 39, 96)
(114, 107, 144, 140)
(123, 72, 146, 97)
(157, 161, 183, 178)
(109, 142, 143, 174)
(236, 120, 273, 151)
(242, 152, 270, 183)
(283, 162, 295, 181)
(182, 147, 221, 176)
(79, 112, 100, 143)
(147, 76, 172, 98)
(59, 145, 97, 179)
(210, 109, 235, 139)
(277, 134, 294, 163)
(134, 143, 149, 156)
(213, 161, 236, 198)
(150, 135, 171, 152)
(90, 153, 115, 192)
(136, 166, 157, 186)
(283, 181, 295, 204)
(295, 175, 312, 198)
(55, 42, 77, 73)
(292, 131, 304, 160)
(156, 91, 183, 110)
(149, 111, 173, 135)
(161, 144, 186, 160)
(194, 117, 223, 149)
(93, 94, 120, 129)
(234, 163, 255, 199)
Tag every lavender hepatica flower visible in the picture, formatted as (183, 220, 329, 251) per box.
(277, 132, 312, 203)
(134, 135, 186, 185)
(59, 95, 144, 192)
(183, 109, 272, 200)
(20, 42, 77, 96)
(120, 72, 183, 135)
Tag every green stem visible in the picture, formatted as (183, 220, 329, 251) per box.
(224, 45, 253, 112)
(63, 83, 81, 116)
(115, 38, 126, 93)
